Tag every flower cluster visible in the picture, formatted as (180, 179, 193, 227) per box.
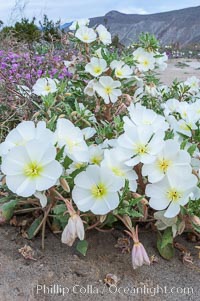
(0, 50, 71, 86)
(0, 19, 200, 268)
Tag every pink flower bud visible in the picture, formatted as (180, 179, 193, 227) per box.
(61, 214, 85, 246)
(131, 242, 150, 269)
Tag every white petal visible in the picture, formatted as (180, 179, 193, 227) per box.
(164, 202, 180, 218)
(72, 186, 95, 212)
(34, 191, 47, 207)
(91, 192, 119, 214)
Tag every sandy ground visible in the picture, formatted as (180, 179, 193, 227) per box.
(1, 59, 200, 301)
(0, 225, 200, 301)
(158, 58, 200, 85)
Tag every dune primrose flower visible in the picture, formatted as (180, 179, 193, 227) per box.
(72, 165, 123, 215)
(0, 121, 54, 157)
(96, 24, 112, 45)
(110, 60, 133, 79)
(85, 57, 107, 77)
(95, 76, 122, 104)
(75, 26, 97, 43)
(1, 140, 62, 204)
(33, 78, 58, 96)
(146, 173, 198, 218)
(54, 118, 89, 163)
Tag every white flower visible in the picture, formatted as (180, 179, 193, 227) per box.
(145, 83, 160, 97)
(61, 214, 85, 246)
(157, 85, 170, 96)
(95, 47, 108, 58)
(110, 60, 133, 79)
(54, 118, 89, 163)
(155, 52, 168, 71)
(1, 140, 62, 201)
(133, 47, 155, 72)
(95, 76, 122, 104)
(72, 165, 123, 214)
(118, 126, 164, 166)
(176, 102, 191, 119)
(78, 102, 97, 123)
(168, 115, 197, 138)
(101, 148, 138, 191)
(0, 121, 54, 157)
(32, 78, 58, 96)
(185, 76, 200, 94)
(85, 57, 107, 77)
(192, 99, 200, 122)
(84, 79, 97, 97)
(69, 19, 90, 30)
(142, 139, 192, 183)
(161, 98, 180, 116)
(75, 26, 96, 43)
(125, 103, 168, 133)
(146, 174, 198, 218)
(96, 25, 111, 45)
(64, 60, 76, 74)
(82, 127, 96, 140)
(66, 162, 87, 175)
(88, 144, 104, 165)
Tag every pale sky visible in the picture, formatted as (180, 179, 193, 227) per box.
(0, 0, 200, 25)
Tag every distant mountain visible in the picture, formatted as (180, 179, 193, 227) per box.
(88, 6, 200, 47)
(60, 22, 72, 30)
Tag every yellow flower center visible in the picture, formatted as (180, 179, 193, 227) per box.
(166, 189, 182, 202)
(66, 139, 79, 153)
(157, 158, 171, 173)
(91, 156, 102, 165)
(104, 86, 112, 94)
(82, 34, 89, 41)
(111, 167, 125, 177)
(136, 144, 148, 155)
(116, 69, 123, 77)
(93, 66, 102, 74)
(143, 60, 149, 67)
(24, 162, 43, 178)
(179, 123, 191, 131)
(44, 85, 51, 92)
(91, 183, 107, 199)
(143, 120, 152, 125)
(75, 162, 85, 169)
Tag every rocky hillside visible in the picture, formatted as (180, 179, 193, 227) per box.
(89, 6, 200, 47)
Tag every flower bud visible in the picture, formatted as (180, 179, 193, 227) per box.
(132, 242, 150, 269)
(191, 215, 200, 226)
(61, 214, 84, 246)
(60, 178, 70, 192)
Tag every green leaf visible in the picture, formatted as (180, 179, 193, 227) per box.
(187, 144, 197, 156)
(76, 240, 88, 256)
(180, 139, 188, 150)
(56, 146, 65, 161)
(0, 196, 14, 203)
(27, 216, 43, 239)
(129, 196, 144, 207)
(104, 214, 117, 227)
(192, 223, 200, 233)
(161, 227, 173, 249)
(129, 209, 143, 218)
(157, 231, 174, 260)
(63, 156, 73, 169)
(52, 204, 66, 215)
(0, 199, 18, 221)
